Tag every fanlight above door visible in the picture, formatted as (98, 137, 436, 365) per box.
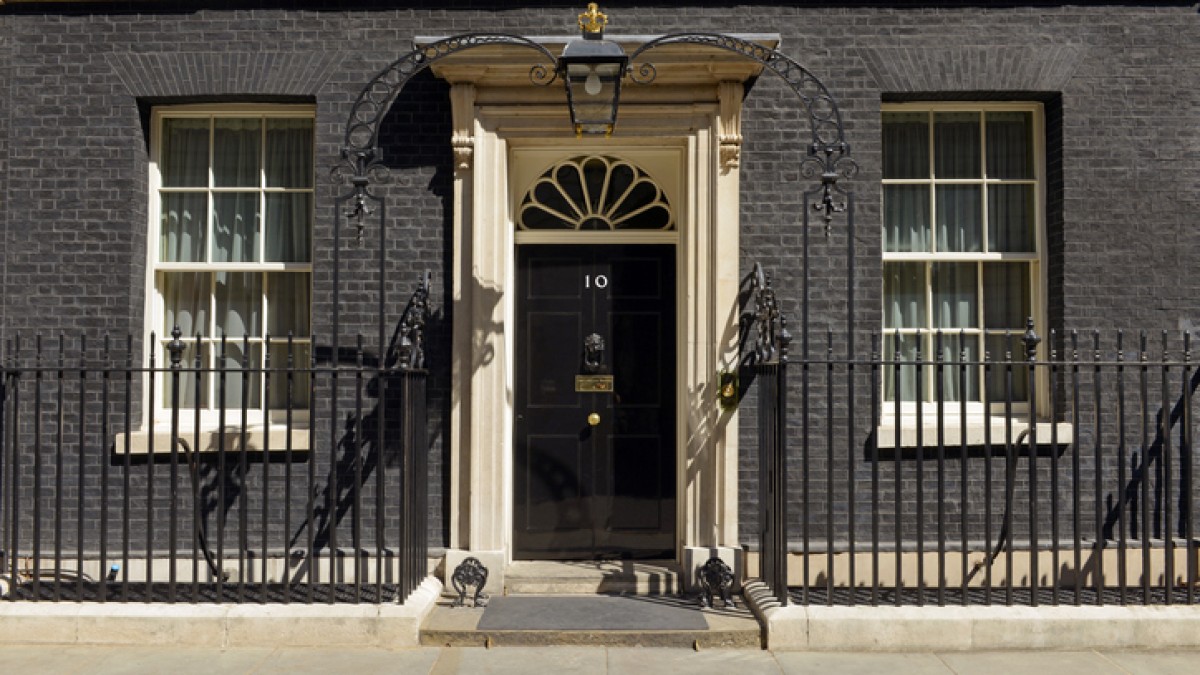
(517, 155, 674, 231)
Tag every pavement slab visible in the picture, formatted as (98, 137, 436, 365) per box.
(1, 645, 1199, 674)
(935, 650, 1129, 675)
(255, 646, 441, 675)
(607, 646, 783, 674)
(774, 652, 955, 675)
(88, 646, 275, 675)
(1096, 651, 1200, 675)
(437, 646, 607, 675)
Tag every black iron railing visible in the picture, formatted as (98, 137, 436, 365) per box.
(750, 313, 1197, 606)
(0, 333, 429, 604)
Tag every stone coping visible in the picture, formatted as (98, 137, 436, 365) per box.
(744, 581, 1200, 651)
(0, 576, 442, 649)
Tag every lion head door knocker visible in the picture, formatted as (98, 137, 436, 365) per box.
(582, 332, 606, 374)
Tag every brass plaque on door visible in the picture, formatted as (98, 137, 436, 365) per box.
(575, 375, 614, 393)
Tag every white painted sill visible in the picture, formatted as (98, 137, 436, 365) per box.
(877, 420, 1073, 449)
(114, 425, 311, 455)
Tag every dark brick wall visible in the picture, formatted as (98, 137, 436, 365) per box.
(0, 19, 9, 344)
(0, 3, 1196, 557)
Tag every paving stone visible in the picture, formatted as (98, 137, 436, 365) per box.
(1096, 651, 1200, 675)
(255, 646, 440, 675)
(440, 646, 607, 675)
(88, 646, 275, 675)
(608, 646, 784, 674)
(775, 652, 954, 675)
(935, 651, 1128, 675)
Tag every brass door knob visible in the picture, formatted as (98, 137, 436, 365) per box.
(587, 412, 601, 426)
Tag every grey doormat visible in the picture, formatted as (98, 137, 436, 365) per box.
(476, 596, 708, 631)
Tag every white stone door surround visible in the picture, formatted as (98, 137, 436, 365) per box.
(430, 36, 774, 589)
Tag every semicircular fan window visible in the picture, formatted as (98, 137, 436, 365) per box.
(518, 155, 673, 231)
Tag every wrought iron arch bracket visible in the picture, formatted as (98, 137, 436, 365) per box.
(335, 34, 559, 225)
(627, 33, 859, 226)
(340, 33, 558, 165)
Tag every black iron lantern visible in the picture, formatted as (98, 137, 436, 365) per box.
(559, 4, 628, 136)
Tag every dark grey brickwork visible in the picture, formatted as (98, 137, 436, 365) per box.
(0, 16, 10, 348)
(0, 3, 1196, 558)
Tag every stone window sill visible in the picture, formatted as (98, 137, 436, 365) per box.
(114, 425, 311, 455)
(877, 420, 1073, 449)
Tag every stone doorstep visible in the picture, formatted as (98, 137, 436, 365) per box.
(500, 560, 685, 595)
(0, 577, 443, 649)
(419, 594, 763, 649)
(742, 581, 1200, 652)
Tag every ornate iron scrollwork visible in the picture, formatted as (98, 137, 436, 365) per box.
(395, 271, 431, 371)
(626, 33, 858, 229)
(334, 34, 559, 239)
(450, 556, 490, 608)
(751, 263, 790, 365)
(698, 556, 736, 609)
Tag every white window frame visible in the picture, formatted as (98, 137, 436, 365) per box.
(881, 101, 1048, 423)
(145, 104, 315, 432)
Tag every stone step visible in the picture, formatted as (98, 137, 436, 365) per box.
(419, 594, 761, 649)
(501, 560, 684, 595)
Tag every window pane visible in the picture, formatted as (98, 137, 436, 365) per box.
(215, 272, 262, 338)
(932, 263, 978, 329)
(987, 184, 1035, 253)
(934, 112, 981, 178)
(582, 157, 607, 214)
(884, 333, 923, 402)
(882, 112, 929, 179)
(985, 334, 1029, 403)
(267, 272, 311, 337)
(212, 193, 260, 263)
(159, 193, 208, 262)
(161, 272, 210, 338)
(983, 263, 1031, 330)
(213, 118, 261, 188)
(935, 333, 979, 403)
(265, 118, 313, 188)
(160, 118, 208, 188)
(217, 342, 262, 410)
(883, 185, 930, 252)
(163, 342, 208, 408)
(884, 262, 925, 329)
(264, 193, 312, 262)
(268, 342, 311, 409)
(986, 111, 1034, 179)
(936, 185, 982, 252)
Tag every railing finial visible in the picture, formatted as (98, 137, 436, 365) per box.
(167, 326, 184, 368)
(1022, 317, 1040, 363)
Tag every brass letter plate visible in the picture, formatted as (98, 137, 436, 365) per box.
(575, 375, 614, 393)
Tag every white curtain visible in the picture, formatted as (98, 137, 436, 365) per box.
(883, 109, 1034, 403)
(986, 112, 1033, 179)
(882, 112, 929, 252)
(160, 118, 208, 187)
(883, 262, 923, 402)
(988, 184, 1033, 252)
(159, 115, 311, 410)
(265, 119, 312, 263)
(161, 271, 209, 408)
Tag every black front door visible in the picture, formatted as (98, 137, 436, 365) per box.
(514, 244, 676, 560)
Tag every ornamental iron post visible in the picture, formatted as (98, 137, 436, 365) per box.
(751, 263, 791, 605)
